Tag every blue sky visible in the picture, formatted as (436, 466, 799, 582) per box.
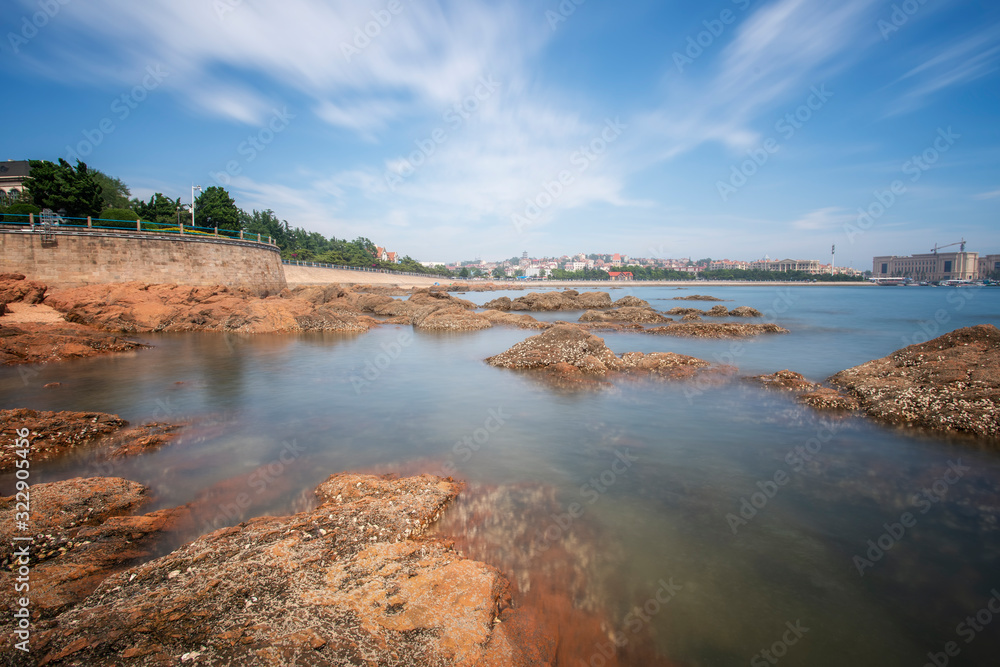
(3, 0, 998, 267)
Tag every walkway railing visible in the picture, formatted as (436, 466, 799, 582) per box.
(282, 259, 451, 280)
(0, 213, 278, 246)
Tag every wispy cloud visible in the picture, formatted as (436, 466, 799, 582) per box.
(886, 26, 1000, 116)
(790, 207, 854, 231)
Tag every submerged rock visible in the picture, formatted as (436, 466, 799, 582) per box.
(830, 324, 1000, 438)
(646, 322, 789, 338)
(485, 324, 733, 385)
(729, 306, 763, 317)
(671, 294, 724, 301)
(21, 473, 543, 667)
(0, 321, 148, 365)
(611, 295, 651, 308)
(0, 409, 183, 471)
(704, 305, 729, 317)
(578, 307, 672, 324)
(480, 310, 550, 329)
(744, 371, 858, 412)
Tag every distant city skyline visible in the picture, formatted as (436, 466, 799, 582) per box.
(3, 0, 998, 268)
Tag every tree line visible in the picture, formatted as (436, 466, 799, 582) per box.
(0, 159, 449, 277)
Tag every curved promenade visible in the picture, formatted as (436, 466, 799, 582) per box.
(0, 226, 286, 293)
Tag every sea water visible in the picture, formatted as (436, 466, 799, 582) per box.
(1, 284, 998, 666)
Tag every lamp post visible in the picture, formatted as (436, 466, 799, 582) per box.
(191, 185, 202, 228)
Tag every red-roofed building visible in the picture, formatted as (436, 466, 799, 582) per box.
(608, 271, 633, 281)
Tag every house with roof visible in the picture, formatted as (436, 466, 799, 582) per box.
(607, 271, 633, 281)
(0, 160, 31, 198)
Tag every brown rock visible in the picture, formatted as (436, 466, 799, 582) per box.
(485, 325, 621, 372)
(413, 306, 492, 331)
(665, 307, 703, 316)
(611, 295, 651, 308)
(799, 387, 860, 411)
(0, 273, 47, 306)
(0, 409, 182, 472)
(23, 474, 538, 667)
(745, 371, 858, 412)
(705, 305, 729, 317)
(0, 477, 194, 623)
(745, 370, 818, 392)
(830, 324, 1000, 437)
(647, 322, 789, 338)
(730, 306, 763, 317)
(0, 320, 148, 365)
(480, 310, 549, 329)
(579, 307, 672, 324)
(45, 282, 371, 334)
(672, 294, 724, 301)
(485, 324, 732, 386)
(483, 296, 513, 311)
(680, 313, 702, 322)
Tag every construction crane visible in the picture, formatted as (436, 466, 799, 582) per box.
(931, 238, 966, 254)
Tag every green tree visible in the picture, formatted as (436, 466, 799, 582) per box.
(492, 267, 506, 279)
(91, 170, 132, 209)
(133, 193, 181, 225)
(194, 186, 240, 230)
(24, 159, 103, 218)
(458, 267, 470, 278)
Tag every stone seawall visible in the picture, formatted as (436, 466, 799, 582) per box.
(0, 229, 286, 294)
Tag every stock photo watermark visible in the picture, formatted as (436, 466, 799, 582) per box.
(853, 459, 969, 576)
(511, 117, 626, 233)
(7, 0, 71, 54)
(901, 285, 981, 347)
(432, 407, 508, 478)
(10, 426, 34, 653)
(843, 126, 959, 243)
(535, 448, 638, 552)
(582, 577, 683, 666)
(383, 75, 501, 191)
(202, 438, 307, 532)
(877, 0, 930, 40)
(546, 0, 586, 31)
(750, 620, 810, 666)
(727, 417, 843, 535)
(210, 107, 295, 186)
(923, 588, 1000, 667)
(717, 85, 833, 202)
(672, 0, 754, 72)
(340, 0, 409, 62)
(64, 65, 170, 164)
(349, 330, 414, 394)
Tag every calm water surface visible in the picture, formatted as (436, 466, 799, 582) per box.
(2, 285, 999, 666)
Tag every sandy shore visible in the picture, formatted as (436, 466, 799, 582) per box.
(284, 265, 872, 290)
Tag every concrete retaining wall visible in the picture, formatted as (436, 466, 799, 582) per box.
(0, 228, 286, 294)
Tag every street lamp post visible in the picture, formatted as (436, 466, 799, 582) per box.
(191, 185, 202, 228)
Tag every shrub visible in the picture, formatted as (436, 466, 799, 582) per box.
(2, 202, 41, 223)
(98, 207, 140, 229)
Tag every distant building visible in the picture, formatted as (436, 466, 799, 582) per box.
(978, 254, 1000, 279)
(0, 160, 30, 197)
(608, 271, 633, 281)
(872, 251, 978, 281)
(750, 258, 822, 273)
